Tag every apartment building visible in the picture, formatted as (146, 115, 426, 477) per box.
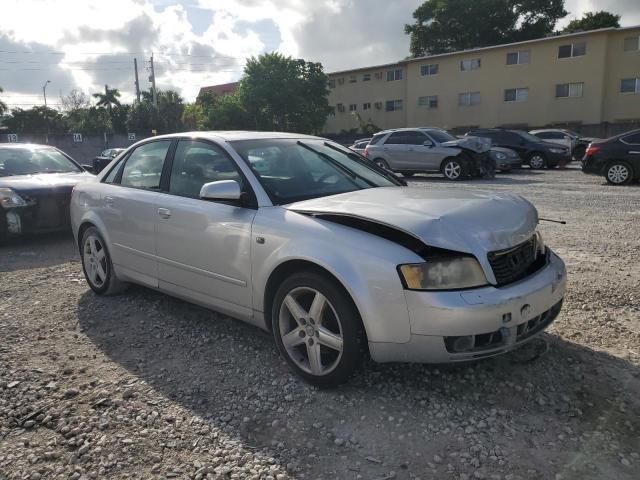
(324, 26, 640, 134)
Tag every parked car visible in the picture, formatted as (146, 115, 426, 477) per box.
(582, 129, 640, 185)
(364, 128, 493, 180)
(466, 128, 571, 169)
(91, 148, 125, 173)
(349, 138, 371, 155)
(489, 146, 523, 171)
(0, 144, 95, 242)
(71, 131, 567, 386)
(529, 129, 599, 161)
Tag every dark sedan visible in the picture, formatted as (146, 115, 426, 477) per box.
(0, 144, 95, 241)
(91, 148, 125, 173)
(582, 129, 640, 185)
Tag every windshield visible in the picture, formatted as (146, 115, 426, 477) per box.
(230, 138, 399, 204)
(0, 147, 81, 176)
(425, 129, 456, 143)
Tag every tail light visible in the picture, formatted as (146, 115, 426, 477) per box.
(585, 144, 600, 156)
(364, 146, 369, 157)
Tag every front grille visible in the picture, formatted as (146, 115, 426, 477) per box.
(488, 236, 544, 286)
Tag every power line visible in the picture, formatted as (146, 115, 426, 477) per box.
(0, 50, 245, 60)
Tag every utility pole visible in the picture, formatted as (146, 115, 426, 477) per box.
(149, 53, 158, 110)
(42, 80, 51, 140)
(133, 58, 141, 103)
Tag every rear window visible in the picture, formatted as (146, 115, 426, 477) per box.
(369, 133, 386, 145)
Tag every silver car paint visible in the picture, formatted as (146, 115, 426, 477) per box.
(71, 131, 566, 364)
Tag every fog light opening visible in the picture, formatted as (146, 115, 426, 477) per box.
(445, 335, 474, 353)
(6, 211, 21, 234)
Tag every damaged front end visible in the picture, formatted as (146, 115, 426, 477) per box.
(442, 136, 495, 178)
(0, 187, 72, 239)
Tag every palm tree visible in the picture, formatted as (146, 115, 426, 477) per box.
(92, 85, 121, 113)
(0, 87, 8, 116)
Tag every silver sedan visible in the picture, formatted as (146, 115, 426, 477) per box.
(71, 132, 567, 387)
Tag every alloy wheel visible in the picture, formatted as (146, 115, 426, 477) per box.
(278, 287, 344, 376)
(83, 234, 108, 288)
(529, 155, 545, 169)
(443, 160, 462, 180)
(607, 164, 630, 184)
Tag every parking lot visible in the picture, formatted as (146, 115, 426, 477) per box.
(0, 166, 639, 480)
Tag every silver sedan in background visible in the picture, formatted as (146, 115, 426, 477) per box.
(71, 131, 566, 386)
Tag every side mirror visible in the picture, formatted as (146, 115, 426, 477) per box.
(81, 164, 96, 174)
(423, 140, 434, 147)
(199, 180, 242, 201)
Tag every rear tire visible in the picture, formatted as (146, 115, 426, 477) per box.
(441, 158, 466, 181)
(271, 271, 364, 388)
(605, 161, 633, 185)
(80, 227, 126, 295)
(373, 158, 391, 170)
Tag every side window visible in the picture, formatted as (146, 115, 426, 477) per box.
(405, 131, 428, 145)
(120, 141, 171, 189)
(169, 140, 242, 198)
(385, 132, 408, 145)
(622, 133, 640, 145)
(104, 157, 125, 183)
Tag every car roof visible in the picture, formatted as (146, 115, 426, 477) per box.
(0, 143, 57, 149)
(374, 127, 441, 135)
(147, 131, 325, 143)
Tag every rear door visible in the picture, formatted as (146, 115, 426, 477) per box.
(620, 132, 640, 169)
(99, 140, 173, 287)
(155, 139, 257, 319)
(381, 132, 410, 169)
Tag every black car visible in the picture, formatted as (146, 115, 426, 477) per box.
(91, 148, 125, 173)
(466, 128, 571, 169)
(582, 129, 640, 185)
(0, 144, 94, 242)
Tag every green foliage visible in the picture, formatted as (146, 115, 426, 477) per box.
(352, 113, 381, 135)
(405, 0, 568, 56)
(181, 103, 207, 131)
(563, 11, 620, 33)
(3, 106, 67, 134)
(0, 87, 7, 117)
(92, 85, 122, 112)
(65, 107, 113, 135)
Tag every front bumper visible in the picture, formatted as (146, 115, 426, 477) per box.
(1, 193, 72, 238)
(369, 250, 566, 363)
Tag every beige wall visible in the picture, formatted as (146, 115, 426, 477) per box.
(323, 27, 640, 134)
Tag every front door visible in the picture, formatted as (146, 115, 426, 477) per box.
(100, 140, 172, 287)
(381, 132, 410, 169)
(155, 139, 257, 319)
(403, 131, 443, 171)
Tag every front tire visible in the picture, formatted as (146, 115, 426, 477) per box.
(441, 158, 465, 180)
(271, 272, 364, 387)
(605, 161, 633, 185)
(528, 153, 546, 169)
(80, 227, 126, 295)
(373, 158, 391, 171)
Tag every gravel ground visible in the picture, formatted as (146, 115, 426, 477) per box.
(1, 167, 639, 480)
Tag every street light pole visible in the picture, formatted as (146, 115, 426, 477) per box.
(42, 80, 51, 140)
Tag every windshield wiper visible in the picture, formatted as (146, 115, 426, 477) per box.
(322, 142, 406, 186)
(296, 141, 375, 187)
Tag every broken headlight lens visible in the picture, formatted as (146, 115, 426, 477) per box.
(0, 188, 27, 208)
(398, 256, 488, 291)
(536, 230, 546, 256)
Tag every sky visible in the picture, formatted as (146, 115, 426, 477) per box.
(0, 0, 638, 109)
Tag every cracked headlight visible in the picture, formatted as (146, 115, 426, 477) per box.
(0, 188, 27, 208)
(398, 256, 488, 291)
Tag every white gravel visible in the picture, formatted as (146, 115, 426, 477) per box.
(1, 166, 639, 480)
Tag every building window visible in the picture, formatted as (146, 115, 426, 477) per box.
(349, 104, 357, 111)
(387, 69, 403, 81)
(624, 36, 640, 51)
(460, 58, 481, 71)
(337, 77, 345, 85)
(363, 73, 371, 81)
(558, 42, 586, 58)
(349, 75, 357, 83)
(506, 50, 530, 65)
(556, 82, 584, 98)
(420, 64, 439, 76)
(418, 95, 438, 108)
(504, 87, 529, 102)
(385, 99, 403, 112)
(328, 79, 336, 89)
(458, 92, 481, 106)
(363, 102, 371, 110)
(336, 103, 345, 112)
(620, 78, 640, 94)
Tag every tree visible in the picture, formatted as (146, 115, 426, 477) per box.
(157, 90, 184, 133)
(405, 0, 567, 56)
(65, 107, 112, 135)
(92, 85, 121, 113)
(3, 106, 67, 134)
(239, 53, 332, 133)
(181, 104, 207, 130)
(60, 89, 91, 112)
(0, 87, 7, 117)
(563, 11, 620, 33)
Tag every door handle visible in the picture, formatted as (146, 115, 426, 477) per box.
(104, 196, 114, 207)
(158, 208, 171, 219)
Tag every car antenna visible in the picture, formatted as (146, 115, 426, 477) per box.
(539, 218, 567, 225)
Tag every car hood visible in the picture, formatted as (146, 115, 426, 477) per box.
(440, 136, 491, 153)
(286, 187, 538, 256)
(0, 171, 96, 191)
